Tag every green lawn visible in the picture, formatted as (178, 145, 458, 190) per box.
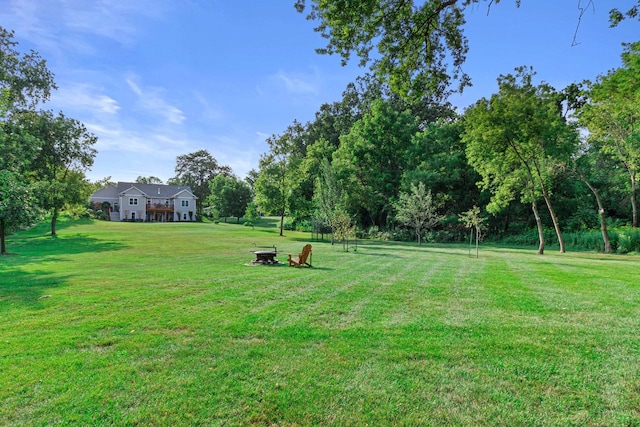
(1, 218, 640, 426)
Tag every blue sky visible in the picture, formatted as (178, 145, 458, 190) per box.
(2, 1, 638, 183)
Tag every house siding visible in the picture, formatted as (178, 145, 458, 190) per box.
(89, 182, 197, 222)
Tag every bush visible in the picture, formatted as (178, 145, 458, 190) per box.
(501, 226, 640, 253)
(564, 230, 610, 252)
(613, 228, 640, 254)
(294, 219, 312, 232)
(283, 217, 295, 231)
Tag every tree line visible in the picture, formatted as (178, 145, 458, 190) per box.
(4, 0, 640, 256)
(248, 41, 640, 254)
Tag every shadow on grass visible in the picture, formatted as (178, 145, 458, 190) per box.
(16, 216, 96, 238)
(7, 234, 127, 259)
(0, 268, 70, 308)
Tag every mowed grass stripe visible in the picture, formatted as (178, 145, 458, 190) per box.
(2, 218, 640, 425)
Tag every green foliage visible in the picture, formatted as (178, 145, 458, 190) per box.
(334, 99, 419, 227)
(0, 170, 42, 253)
(611, 227, 640, 253)
(332, 208, 355, 250)
(295, 0, 477, 99)
(403, 120, 482, 216)
(135, 175, 163, 184)
(169, 149, 231, 216)
(0, 26, 56, 109)
(244, 202, 260, 224)
(295, 2, 634, 101)
(579, 41, 640, 227)
(254, 125, 311, 236)
(459, 205, 486, 256)
(394, 182, 443, 245)
(208, 174, 252, 223)
(609, 1, 640, 26)
(22, 110, 97, 235)
(463, 67, 579, 253)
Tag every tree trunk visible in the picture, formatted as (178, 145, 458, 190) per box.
(0, 218, 6, 255)
(475, 226, 480, 258)
(581, 177, 612, 253)
(417, 227, 422, 246)
(631, 170, 637, 228)
(279, 212, 284, 237)
(532, 201, 545, 255)
(540, 188, 565, 253)
(51, 206, 58, 236)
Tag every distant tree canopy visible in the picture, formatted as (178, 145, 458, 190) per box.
(250, 34, 639, 253)
(136, 176, 163, 185)
(168, 149, 231, 217)
(207, 174, 252, 223)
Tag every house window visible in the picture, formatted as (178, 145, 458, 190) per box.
(181, 200, 189, 207)
(183, 213, 187, 220)
(129, 198, 138, 206)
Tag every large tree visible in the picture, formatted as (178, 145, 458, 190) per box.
(254, 131, 300, 236)
(403, 119, 481, 217)
(24, 110, 97, 236)
(208, 174, 252, 223)
(169, 149, 231, 218)
(570, 148, 613, 253)
(579, 41, 640, 228)
(463, 68, 578, 254)
(333, 98, 419, 227)
(0, 27, 56, 250)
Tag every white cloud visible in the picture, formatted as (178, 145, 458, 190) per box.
(126, 78, 186, 125)
(192, 92, 226, 123)
(273, 70, 320, 95)
(51, 83, 120, 115)
(1, 0, 172, 57)
(256, 131, 270, 141)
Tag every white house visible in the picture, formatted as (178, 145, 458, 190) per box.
(90, 182, 198, 222)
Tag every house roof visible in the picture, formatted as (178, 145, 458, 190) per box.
(116, 182, 196, 199)
(91, 185, 119, 199)
(91, 182, 197, 200)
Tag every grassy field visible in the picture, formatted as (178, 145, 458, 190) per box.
(1, 217, 640, 426)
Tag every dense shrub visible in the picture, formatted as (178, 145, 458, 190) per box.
(498, 227, 640, 253)
(612, 228, 640, 254)
(563, 230, 611, 252)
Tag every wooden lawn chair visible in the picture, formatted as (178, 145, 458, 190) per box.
(288, 244, 312, 268)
